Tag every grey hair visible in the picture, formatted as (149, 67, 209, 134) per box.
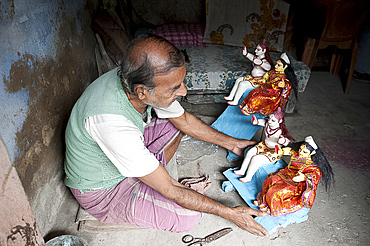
(118, 34, 185, 95)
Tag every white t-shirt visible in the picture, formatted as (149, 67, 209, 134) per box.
(85, 100, 184, 178)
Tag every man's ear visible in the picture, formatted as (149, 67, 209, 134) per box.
(134, 85, 147, 100)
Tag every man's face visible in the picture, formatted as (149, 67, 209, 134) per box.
(143, 65, 187, 108)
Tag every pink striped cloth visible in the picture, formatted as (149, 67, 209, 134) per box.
(153, 23, 209, 47)
(70, 117, 201, 232)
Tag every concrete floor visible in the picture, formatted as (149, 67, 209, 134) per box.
(49, 71, 370, 245)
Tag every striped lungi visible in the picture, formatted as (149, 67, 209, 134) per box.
(70, 117, 201, 232)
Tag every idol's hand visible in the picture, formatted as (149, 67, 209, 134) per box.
(251, 115, 258, 125)
(275, 145, 282, 155)
(243, 46, 248, 56)
(292, 172, 305, 182)
(278, 135, 290, 146)
(278, 80, 285, 88)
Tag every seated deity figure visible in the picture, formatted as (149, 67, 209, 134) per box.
(239, 53, 298, 116)
(233, 108, 294, 183)
(224, 40, 274, 105)
(254, 136, 334, 217)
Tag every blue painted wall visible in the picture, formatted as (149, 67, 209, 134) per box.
(1, 0, 86, 162)
(0, 0, 99, 235)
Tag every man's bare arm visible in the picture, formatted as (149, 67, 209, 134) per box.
(169, 111, 256, 156)
(138, 164, 269, 236)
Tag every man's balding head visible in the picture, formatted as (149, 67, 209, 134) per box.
(118, 34, 185, 95)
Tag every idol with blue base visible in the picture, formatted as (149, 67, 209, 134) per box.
(233, 107, 294, 183)
(239, 53, 298, 116)
(254, 136, 334, 217)
(224, 40, 274, 106)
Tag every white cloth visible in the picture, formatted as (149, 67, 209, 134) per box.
(153, 100, 185, 118)
(85, 100, 184, 177)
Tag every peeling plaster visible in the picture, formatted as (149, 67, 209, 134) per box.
(0, 0, 99, 236)
(19, 140, 43, 179)
(0, 0, 87, 162)
(42, 115, 59, 147)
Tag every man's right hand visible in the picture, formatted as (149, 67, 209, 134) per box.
(140, 165, 269, 237)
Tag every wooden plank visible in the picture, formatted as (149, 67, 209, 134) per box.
(95, 33, 116, 70)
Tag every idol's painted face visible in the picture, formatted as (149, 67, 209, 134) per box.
(298, 145, 311, 158)
(143, 65, 187, 108)
(275, 60, 287, 73)
(255, 45, 265, 57)
(268, 114, 281, 128)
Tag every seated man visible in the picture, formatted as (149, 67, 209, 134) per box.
(64, 34, 268, 236)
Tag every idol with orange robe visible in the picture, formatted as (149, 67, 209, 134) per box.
(255, 136, 334, 217)
(239, 53, 297, 116)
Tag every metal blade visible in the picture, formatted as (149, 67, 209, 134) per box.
(204, 227, 233, 243)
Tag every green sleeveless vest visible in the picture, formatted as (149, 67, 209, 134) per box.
(64, 68, 152, 191)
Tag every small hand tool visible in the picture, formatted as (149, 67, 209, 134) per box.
(182, 227, 233, 245)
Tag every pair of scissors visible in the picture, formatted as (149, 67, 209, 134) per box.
(182, 227, 233, 245)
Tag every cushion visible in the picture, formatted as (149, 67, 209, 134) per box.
(153, 23, 208, 47)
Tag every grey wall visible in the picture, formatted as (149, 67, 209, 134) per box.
(0, 0, 99, 236)
(132, 0, 205, 25)
(355, 27, 370, 75)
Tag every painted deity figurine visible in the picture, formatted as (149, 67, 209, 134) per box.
(239, 53, 298, 116)
(233, 107, 294, 183)
(224, 40, 274, 105)
(254, 136, 334, 217)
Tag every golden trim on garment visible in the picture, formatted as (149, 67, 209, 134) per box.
(255, 141, 283, 162)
